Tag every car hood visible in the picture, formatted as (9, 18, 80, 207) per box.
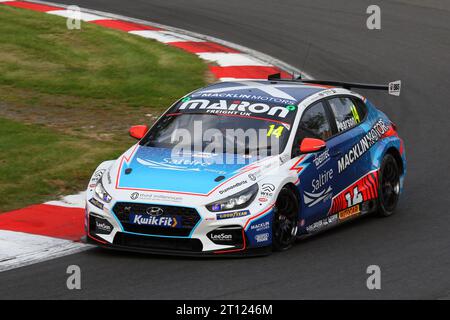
(112, 145, 263, 195)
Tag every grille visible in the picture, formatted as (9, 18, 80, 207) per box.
(112, 202, 201, 237)
(113, 232, 203, 252)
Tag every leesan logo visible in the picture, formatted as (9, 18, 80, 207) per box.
(338, 119, 389, 173)
(178, 99, 291, 118)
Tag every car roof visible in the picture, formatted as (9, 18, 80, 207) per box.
(188, 80, 330, 105)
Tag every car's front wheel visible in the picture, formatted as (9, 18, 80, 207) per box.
(272, 187, 299, 251)
(377, 153, 401, 217)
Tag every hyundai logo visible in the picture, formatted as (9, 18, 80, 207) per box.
(146, 207, 164, 216)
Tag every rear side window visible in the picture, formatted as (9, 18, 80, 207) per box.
(328, 97, 364, 133)
(299, 101, 332, 140)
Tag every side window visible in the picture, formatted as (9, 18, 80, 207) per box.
(352, 97, 368, 121)
(328, 97, 363, 133)
(299, 101, 332, 140)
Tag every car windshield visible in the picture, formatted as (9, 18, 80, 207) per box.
(140, 98, 298, 156)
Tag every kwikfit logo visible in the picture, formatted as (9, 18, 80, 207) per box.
(130, 214, 180, 228)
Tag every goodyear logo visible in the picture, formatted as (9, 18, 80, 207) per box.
(129, 214, 181, 228)
(216, 210, 250, 220)
(338, 205, 360, 221)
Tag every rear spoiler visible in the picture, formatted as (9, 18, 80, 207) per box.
(267, 73, 401, 96)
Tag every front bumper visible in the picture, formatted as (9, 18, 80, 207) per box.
(85, 200, 274, 257)
(84, 233, 271, 257)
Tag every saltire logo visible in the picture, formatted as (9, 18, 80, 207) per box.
(136, 157, 202, 172)
(303, 186, 333, 208)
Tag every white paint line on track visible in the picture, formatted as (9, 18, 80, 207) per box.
(129, 30, 204, 43)
(0, 230, 91, 273)
(45, 191, 86, 208)
(47, 10, 111, 22)
(196, 53, 271, 67)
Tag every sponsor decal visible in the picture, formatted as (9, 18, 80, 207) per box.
(91, 169, 105, 183)
(106, 169, 112, 185)
(130, 192, 139, 200)
(312, 149, 330, 169)
(129, 214, 181, 228)
(218, 180, 248, 195)
(191, 88, 297, 105)
(303, 186, 333, 208)
(336, 104, 360, 132)
(250, 221, 270, 232)
(312, 169, 333, 193)
(88, 197, 104, 210)
(129, 192, 182, 203)
(207, 228, 243, 245)
(209, 233, 233, 242)
(329, 171, 379, 213)
(338, 119, 389, 173)
(255, 233, 270, 243)
(338, 205, 361, 221)
(216, 210, 250, 220)
(337, 117, 358, 132)
(178, 99, 292, 119)
(260, 183, 275, 197)
(306, 214, 338, 232)
(136, 157, 208, 172)
(95, 220, 112, 233)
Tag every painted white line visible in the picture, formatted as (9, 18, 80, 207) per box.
(47, 10, 111, 22)
(196, 53, 270, 67)
(0, 230, 91, 273)
(45, 191, 86, 208)
(129, 30, 203, 43)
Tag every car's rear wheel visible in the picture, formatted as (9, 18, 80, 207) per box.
(377, 154, 401, 217)
(272, 187, 299, 251)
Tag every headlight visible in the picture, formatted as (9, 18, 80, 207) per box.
(94, 179, 112, 203)
(206, 184, 258, 212)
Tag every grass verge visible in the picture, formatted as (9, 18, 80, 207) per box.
(0, 5, 209, 212)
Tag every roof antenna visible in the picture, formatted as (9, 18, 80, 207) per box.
(299, 42, 312, 80)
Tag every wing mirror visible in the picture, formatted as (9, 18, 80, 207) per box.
(129, 125, 149, 140)
(300, 137, 326, 153)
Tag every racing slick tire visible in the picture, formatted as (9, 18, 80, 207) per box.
(272, 186, 299, 251)
(377, 153, 401, 217)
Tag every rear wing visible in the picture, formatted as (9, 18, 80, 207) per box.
(267, 73, 401, 96)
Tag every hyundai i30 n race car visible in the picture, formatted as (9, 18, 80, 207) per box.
(85, 77, 406, 256)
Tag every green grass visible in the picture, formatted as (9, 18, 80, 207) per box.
(0, 6, 208, 212)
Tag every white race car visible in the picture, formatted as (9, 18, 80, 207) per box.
(85, 78, 405, 256)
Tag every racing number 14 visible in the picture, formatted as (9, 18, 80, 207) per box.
(266, 125, 284, 138)
(345, 186, 363, 207)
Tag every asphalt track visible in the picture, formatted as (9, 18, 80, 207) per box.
(1, 0, 450, 299)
